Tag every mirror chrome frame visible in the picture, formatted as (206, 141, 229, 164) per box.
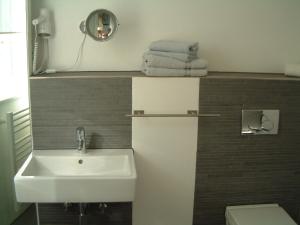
(79, 9, 119, 42)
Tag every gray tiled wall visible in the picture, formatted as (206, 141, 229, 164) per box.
(30, 77, 132, 149)
(193, 78, 300, 225)
(30, 76, 132, 225)
(38, 203, 132, 225)
(30, 74, 300, 225)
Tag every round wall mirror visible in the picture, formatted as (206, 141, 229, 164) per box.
(80, 9, 119, 41)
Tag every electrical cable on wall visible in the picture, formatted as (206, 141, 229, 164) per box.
(32, 8, 89, 74)
(32, 24, 39, 74)
(54, 33, 87, 72)
(33, 8, 119, 75)
(32, 8, 52, 75)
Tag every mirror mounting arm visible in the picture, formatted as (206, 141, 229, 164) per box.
(79, 20, 87, 34)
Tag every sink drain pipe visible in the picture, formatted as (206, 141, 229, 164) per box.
(79, 203, 87, 225)
(35, 203, 40, 225)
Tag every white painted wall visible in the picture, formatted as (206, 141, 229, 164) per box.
(132, 77, 199, 225)
(31, 0, 300, 73)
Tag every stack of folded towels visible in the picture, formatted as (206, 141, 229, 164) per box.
(142, 40, 208, 76)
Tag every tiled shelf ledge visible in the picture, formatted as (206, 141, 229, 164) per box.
(206, 71, 300, 81)
(29, 71, 300, 81)
(29, 71, 141, 79)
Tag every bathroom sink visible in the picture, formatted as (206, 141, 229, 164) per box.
(14, 149, 137, 203)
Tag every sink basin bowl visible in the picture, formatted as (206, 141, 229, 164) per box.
(14, 149, 136, 203)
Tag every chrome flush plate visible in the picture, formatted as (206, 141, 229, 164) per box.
(241, 110, 280, 135)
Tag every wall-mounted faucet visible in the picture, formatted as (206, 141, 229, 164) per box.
(76, 127, 86, 153)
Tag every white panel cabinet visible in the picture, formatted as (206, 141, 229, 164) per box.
(132, 77, 199, 225)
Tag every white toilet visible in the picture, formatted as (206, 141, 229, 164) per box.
(226, 204, 297, 225)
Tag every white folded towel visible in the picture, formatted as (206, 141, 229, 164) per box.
(285, 64, 300, 77)
(148, 50, 197, 62)
(144, 53, 207, 69)
(142, 65, 208, 77)
(150, 40, 199, 54)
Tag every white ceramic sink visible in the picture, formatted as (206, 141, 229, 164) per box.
(14, 149, 137, 203)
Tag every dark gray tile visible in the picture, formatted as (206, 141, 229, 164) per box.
(29, 76, 133, 225)
(30, 77, 132, 149)
(38, 203, 131, 225)
(199, 79, 300, 107)
(11, 204, 37, 225)
(194, 78, 300, 225)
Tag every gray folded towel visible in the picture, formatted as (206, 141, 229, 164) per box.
(142, 65, 208, 77)
(148, 50, 197, 62)
(150, 40, 199, 54)
(144, 53, 207, 69)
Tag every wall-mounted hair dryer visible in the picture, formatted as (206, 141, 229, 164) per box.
(32, 8, 53, 75)
(32, 8, 52, 37)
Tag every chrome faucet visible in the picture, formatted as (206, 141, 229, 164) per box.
(76, 127, 86, 153)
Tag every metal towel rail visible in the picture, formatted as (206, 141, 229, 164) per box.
(126, 110, 220, 118)
(6, 108, 32, 173)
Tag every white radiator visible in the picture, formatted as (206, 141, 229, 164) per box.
(6, 107, 31, 212)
